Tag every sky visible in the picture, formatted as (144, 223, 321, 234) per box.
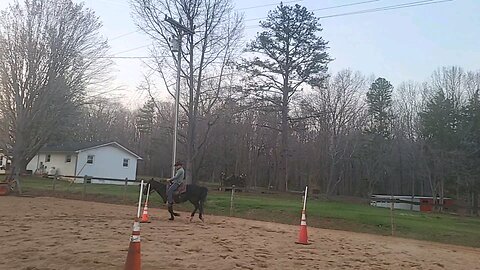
(1, 0, 479, 109)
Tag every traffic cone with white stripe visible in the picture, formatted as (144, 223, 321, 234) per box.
(140, 202, 150, 223)
(295, 209, 310, 245)
(124, 218, 141, 270)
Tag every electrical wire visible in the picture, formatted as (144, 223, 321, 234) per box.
(244, 0, 453, 28)
(244, 0, 382, 22)
(109, 30, 141, 41)
(236, 0, 304, 11)
(102, 0, 453, 58)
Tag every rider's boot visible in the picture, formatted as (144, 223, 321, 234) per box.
(168, 203, 174, 221)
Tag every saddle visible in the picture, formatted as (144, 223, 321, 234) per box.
(173, 182, 187, 195)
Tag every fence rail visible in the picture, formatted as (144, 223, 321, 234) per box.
(50, 174, 141, 202)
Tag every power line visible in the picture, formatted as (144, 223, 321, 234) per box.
(315, 0, 382, 11)
(317, 0, 452, 19)
(236, 0, 304, 11)
(105, 0, 452, 58)
(244, 0, 382, 22)
(111, 44, 151, 55)
(244, 0, 452, 28)
(108, 0, 382, 56)
(105, 0, 303, 42)
(109, 30, 141, 41)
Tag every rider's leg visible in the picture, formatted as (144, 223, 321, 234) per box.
(166, 182, 179, 204)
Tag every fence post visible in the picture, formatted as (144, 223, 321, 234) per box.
(83, 175, 87, 200)
(390, 194, 395, 236)
(230, 185, 235, 216)
(52, 175, 57, 193)
(123, 177, 128, 203)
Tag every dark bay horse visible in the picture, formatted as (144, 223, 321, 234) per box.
(145, 179, 208, 222)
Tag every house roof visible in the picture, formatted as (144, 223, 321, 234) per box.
(39, 141, 142, 160)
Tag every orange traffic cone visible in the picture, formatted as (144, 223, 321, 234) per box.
(295, 210, 310, 245)
(124, 218, 141, 270)
(140, 202, 150, 223)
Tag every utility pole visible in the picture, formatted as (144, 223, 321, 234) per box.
(165, 16, 194, 178)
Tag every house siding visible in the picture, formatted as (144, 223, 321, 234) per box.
(27, 153, 76, 176)
(75, 145, 138, 185)
(0, 155, 8, 174)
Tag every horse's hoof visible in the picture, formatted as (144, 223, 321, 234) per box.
(199, 217, 204, 223)
(174, 213, 180, 217)
(189, 217, 193, 222)
(168, 217, 174, 221)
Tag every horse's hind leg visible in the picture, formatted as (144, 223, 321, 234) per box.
(189, 202, 199, 222)
(198, 200, 204, 222)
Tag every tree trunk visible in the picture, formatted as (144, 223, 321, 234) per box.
(279, 76, 289, 192)
(12, 149, 27, 195)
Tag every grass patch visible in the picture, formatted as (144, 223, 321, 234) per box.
(15, 176, 480, 248)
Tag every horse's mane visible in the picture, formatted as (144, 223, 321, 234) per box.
(148, 179, 167, 185)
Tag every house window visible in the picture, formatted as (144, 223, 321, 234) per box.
(87, 155, 94, 164)
(0, 157, 3, 166)
(123, 158, 129, 167)
(66, 155, 71, 163)
(45, 154, 51, 162)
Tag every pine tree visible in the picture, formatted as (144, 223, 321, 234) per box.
(241, 3, 330, 191)
(366, 78, 394, 139)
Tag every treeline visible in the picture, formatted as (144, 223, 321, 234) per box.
(0, 0, 478, 214)
(53, 67, 480, 214)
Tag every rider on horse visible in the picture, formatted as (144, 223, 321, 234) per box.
(166, 161, 185, 205)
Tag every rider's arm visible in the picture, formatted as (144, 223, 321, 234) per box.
(169, 168, 184, 184)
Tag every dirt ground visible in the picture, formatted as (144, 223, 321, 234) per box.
(1, 196, 479, 270)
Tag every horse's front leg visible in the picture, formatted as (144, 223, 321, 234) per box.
(189, 201, 199, 222)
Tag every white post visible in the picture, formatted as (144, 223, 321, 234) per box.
(145, 183, 151, 203)
(302, 186, 308, 211)
(137, 180, 144, 218)
(230, 185, 235, 216)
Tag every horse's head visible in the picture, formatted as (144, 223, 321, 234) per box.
(144, 178, 167, 203)
(143, 179, 155, 196)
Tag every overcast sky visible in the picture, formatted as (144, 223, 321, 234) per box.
(1, 0, 479, 109)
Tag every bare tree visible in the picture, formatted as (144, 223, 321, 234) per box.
(305, 70, 366, 196)
(131, 0, 243, 183)
(0, 0, 109, 193)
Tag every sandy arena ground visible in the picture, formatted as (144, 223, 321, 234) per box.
(1, 196, 479, 270)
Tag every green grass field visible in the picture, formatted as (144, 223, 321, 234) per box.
(14, 176, 480, 248)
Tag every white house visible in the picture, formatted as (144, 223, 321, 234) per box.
(26, 141, 142, 185)
(0, 151, 10, 174)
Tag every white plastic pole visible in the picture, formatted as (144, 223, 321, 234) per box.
(137, 180, 144, 218)
(302, 186, 308, 211)
(230, 185, 235, 216)
(145, 183, 151, 203)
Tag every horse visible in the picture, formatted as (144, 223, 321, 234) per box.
(145, 179, 208, 222)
